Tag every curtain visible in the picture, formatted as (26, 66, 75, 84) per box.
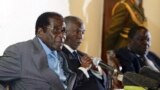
(101, 0, 117, 63)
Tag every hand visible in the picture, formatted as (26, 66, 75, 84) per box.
(80, 55, 92, 69)
(111, 73, 124, 89)
(112, 77, 123, 89)
(91, 64, 99, 71)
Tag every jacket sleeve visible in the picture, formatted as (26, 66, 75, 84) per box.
(0, 44, 21, 81)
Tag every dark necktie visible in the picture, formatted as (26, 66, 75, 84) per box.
(72, 51, 81, 69)
(73, 51, 79, 60)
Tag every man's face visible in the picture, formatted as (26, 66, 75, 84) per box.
(39, 17, 66, 51)
(65, 23, 85, 50)
(130, 29, 151, 56)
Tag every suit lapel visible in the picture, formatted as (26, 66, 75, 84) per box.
(102, 72, 107, 89)
(32, 37, 65, 90)
(62, 47, 75, 60)
(62, 47, 81, 70)
(58, 51, 77, 90)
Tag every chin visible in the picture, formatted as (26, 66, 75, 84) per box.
(73, 47, 78, 50)
(52, 45, 62, 51)
(57, 46, 63, 51)
(139, 52, 146, 56)
(74, 45, 80, 49)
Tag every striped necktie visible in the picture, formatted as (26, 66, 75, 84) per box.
(73, 51, 79, 60)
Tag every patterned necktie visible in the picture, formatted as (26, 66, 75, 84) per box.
(72, 51, 81, 69)
(73, 51, 79, 60)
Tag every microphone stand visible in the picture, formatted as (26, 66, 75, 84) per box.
(106, 50, 123, 90)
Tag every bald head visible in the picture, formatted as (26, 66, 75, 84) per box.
(64, 16, 85, 32)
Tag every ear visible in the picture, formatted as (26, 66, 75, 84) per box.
(37, 28, 45, 37)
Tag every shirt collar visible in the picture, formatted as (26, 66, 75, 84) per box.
(38, 38, 56, 55)
(63, 44, 77, 53)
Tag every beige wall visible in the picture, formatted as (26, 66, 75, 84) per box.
(143, 0, 160, 55)
(68, 0, 104, 57)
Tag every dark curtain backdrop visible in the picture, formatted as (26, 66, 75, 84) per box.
(101, 0, 118, 63)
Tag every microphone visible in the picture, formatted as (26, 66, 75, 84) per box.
(123, 72, 160, 89)
(139, 66, 160, 82)
(92, 57, 118, 73)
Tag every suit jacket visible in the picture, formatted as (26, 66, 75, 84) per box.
(115, 47, 160, 73)
(0, 37, 76, 90)
(105, 0, 147, 50)
(62, 46, 108, 90)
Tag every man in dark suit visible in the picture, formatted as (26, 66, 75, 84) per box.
(115, 26, 160, 73)
(62, 16, 108, 90)
(112, 26, 160, 90)
(0, 12, 76, 90)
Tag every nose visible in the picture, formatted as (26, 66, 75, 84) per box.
(77, 31, 84, 39)
(57, 31, 66, 40)
(55, 30, 66, 39)
(142, 40, 150, 49)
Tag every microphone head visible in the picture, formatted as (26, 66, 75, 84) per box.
(92, 57, 102, 66)
(123, 72, 159, 89)
(92, 57, 119, 74)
